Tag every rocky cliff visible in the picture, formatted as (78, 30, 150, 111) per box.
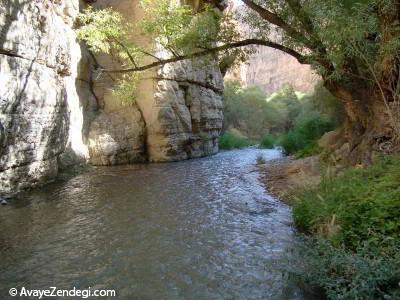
(0, 0, 223, 193)
(89, 0, 223, 163)
(0, 0, 94, 192)
(233, 47, 319, 95)
(224, 1, 318, 95)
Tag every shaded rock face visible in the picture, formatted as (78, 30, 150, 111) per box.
(88, 107, 146, 165)
(0, 0, 96, 192)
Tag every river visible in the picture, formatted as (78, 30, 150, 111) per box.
(0, 149, 311, 299)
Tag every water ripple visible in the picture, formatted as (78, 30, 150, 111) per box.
(0, 149, 310, 299)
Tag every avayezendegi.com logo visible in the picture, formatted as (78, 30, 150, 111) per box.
(9, 287, 116, 299)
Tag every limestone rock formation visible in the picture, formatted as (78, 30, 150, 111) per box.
(88, 107, 146, 165)
(90, 0, 224, 163)
(0, 0, 95, 192)
(0, 0, 224, 192)
(147, 60, 224, 161)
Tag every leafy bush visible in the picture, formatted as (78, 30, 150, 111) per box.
(218, 132, 256, 149)
(291, 155, 400, 299)
(294, 141, 321, 158)
(280, 113, 334, 155)
(259, 134, 276, 149)
(303, 82, 344, 125)
(290, 238, 400, 300)
(294, 155, 400, 248)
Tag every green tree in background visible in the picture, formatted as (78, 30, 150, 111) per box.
(268, 84, 302, 132)
(222, 80, 339, 154)
(223, 81, 284, 139)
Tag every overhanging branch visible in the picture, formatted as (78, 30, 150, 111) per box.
(242, 0, 335, 73)
(105, 39, 308, 74)
(153, 76, 224, 94)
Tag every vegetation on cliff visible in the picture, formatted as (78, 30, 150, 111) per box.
(76, 1, 238, 103)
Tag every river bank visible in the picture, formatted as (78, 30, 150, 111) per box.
(259, 152, 400, 299)
(258, 155, 321, 204)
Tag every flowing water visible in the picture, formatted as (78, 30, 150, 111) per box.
(0, 149, 311, 299)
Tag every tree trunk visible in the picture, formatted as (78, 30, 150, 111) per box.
(325, 77, 398, 166)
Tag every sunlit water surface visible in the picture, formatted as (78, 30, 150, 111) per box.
(0, 149, 313, 299)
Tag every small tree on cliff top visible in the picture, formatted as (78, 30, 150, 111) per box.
(77, 0, 400, 164)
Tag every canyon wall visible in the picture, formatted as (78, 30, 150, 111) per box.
(0, 0, 95, 192)
(224, 1, 318, 95)
(232, 47, 319, 95)
(0, 0, 223, 193)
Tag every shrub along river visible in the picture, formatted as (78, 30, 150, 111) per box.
(0, 149, 318, 299)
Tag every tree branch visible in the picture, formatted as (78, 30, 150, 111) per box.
(152, 76, 223, 94)
(112, 39, 138, 68)
(105, 39, 309, 74)
(284, 0, 330, 57)
(138, 49, 162, 62)
(241, 0, 335, 73)
(241, 0, 314, 49)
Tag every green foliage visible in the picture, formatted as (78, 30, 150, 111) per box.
(268, 84, 302, 131)
(222, 81, 341, 155)
(112, 73, 140, 105)
(259, 134, 276, 149)
(294, 155, 400, 248)
(141, 0, 202, 54)
(76, 7, 141, 104)
(291, 155, 400, 299)
(76, 7, 127, 54)
(301, 82, 345, 125)
(76, 2, 243, 104)
(140, 0, 240, 58)
(218, 131, 256, 150)
(241, 0, 399, 81)
(290, 238, 400, 300)
(223, 81, 285, 139)
(279, 113, 334, 155)
(294, 141, 321, 158)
